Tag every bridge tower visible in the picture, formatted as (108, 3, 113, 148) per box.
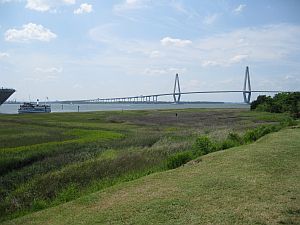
(243, 66, 251, 104)
(173, 73, 181, 103)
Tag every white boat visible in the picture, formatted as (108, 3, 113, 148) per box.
(18, 100, 51, 114)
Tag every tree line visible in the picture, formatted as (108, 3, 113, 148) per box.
(251, 92, 300, 118)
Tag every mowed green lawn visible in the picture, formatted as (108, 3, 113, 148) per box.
(3, 127, 299, 225)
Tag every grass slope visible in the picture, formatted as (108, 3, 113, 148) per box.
(3, 127, 299, 225)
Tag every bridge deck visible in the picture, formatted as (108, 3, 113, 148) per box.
(66, 90, 289, 104)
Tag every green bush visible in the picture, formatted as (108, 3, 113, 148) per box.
(255, 103, 271, 112)
(219, 139, 234, 150)
(251, 92, 300, 118)
(31, 199, 48, 211)
(280, 117, 297, 127)
(243, 125, 279, 143)
(54, 183, 80, 203)
(192, 136, 216, 156)
(251, 95, 272, 110)
(166, 152, 193, 169)
(228, 132, 243, 143)
(219, 132, 243, 150)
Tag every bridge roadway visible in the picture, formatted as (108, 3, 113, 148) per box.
(80, 90, 284, 104)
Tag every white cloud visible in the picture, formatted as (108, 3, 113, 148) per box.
(143, 67, 186, 76)
(26, 0, 50, 11)
(229, 54, 249, 63)
(143, 68, 168, 75)
(25, 0, 75, 12)
(89, 25, 164, 60)
(149, 50, 162, 58)
(88, 23, 300, 76)
(88, 23, 300, 73)
(113, 0, 149, 13)
(1, 0, 22, 3)
(0, 52, 9, 59)
(201, 60, 220, 67)
(35, 67, 63, 73)
(169, 67, 187, 74)
(161, 37, 192, 47)
(201, 55, 248, 67)
(170, 1, 188, 14)
(233, 4, 246, 14)
(284, 75, 296, 80)
(127, 0, 139, 4)
(197, 24, 300, 67)
(283, 73, 300, 81)
(63, 0, 75, 4)
(169, 1, 201, 20)
(182, 79, 208, 90)
(5, 23, 57, 42)
(72, 83, 83, 89)
(74, 3, 92, 14)
(253, 74, 300, 92)
(203, 13, 219, 25)
(24, 66, 62, 82)
(89, 24, 118, 43)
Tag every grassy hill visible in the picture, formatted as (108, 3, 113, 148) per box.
(3, 127, 299, 225)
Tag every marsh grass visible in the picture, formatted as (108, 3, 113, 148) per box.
(0, 108, 295, 221)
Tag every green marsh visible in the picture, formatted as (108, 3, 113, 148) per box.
(0, 108, 293, 221)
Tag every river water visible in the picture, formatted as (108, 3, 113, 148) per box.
(0, 103, 249, 114)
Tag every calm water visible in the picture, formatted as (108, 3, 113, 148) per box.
(0, 103, 249, 114)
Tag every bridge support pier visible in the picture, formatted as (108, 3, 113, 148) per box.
(243, 66, 251, 104)
(173, 73, 181, 103)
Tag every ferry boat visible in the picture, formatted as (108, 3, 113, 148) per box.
(18, 100, 51, 114)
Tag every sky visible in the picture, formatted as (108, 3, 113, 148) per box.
(0, 0, 300, 102)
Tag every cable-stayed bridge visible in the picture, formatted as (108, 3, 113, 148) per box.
(69, 67, 293, 104)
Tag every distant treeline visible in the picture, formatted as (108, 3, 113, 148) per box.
(251, 92, 300, 118)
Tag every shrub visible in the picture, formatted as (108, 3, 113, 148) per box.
(218, 132, 243, 150)
(31, 199, 48, 211)
(280, 117, 297, 127)
(243, 130, 257, 143)
(255, 103, 271, 112)
(251, 92, 300, 118)
(192, 136, 216, 157)
(251, 95, 271, 110)
(54, 183, 80, 203)
(228, 132, 243, 143)
(220, 139, 237, 150)
(243, 125, 279, 143)
(166, 151, 193, 169)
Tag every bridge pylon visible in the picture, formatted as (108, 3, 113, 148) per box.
(243, 66, 251, 104)
(173, 73, 181, 103)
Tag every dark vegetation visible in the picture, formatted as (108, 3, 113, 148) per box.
(251, 92, 300, 118)
(0, 108, 296, 222)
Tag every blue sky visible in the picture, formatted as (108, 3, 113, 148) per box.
(0, 0, 300, 102)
